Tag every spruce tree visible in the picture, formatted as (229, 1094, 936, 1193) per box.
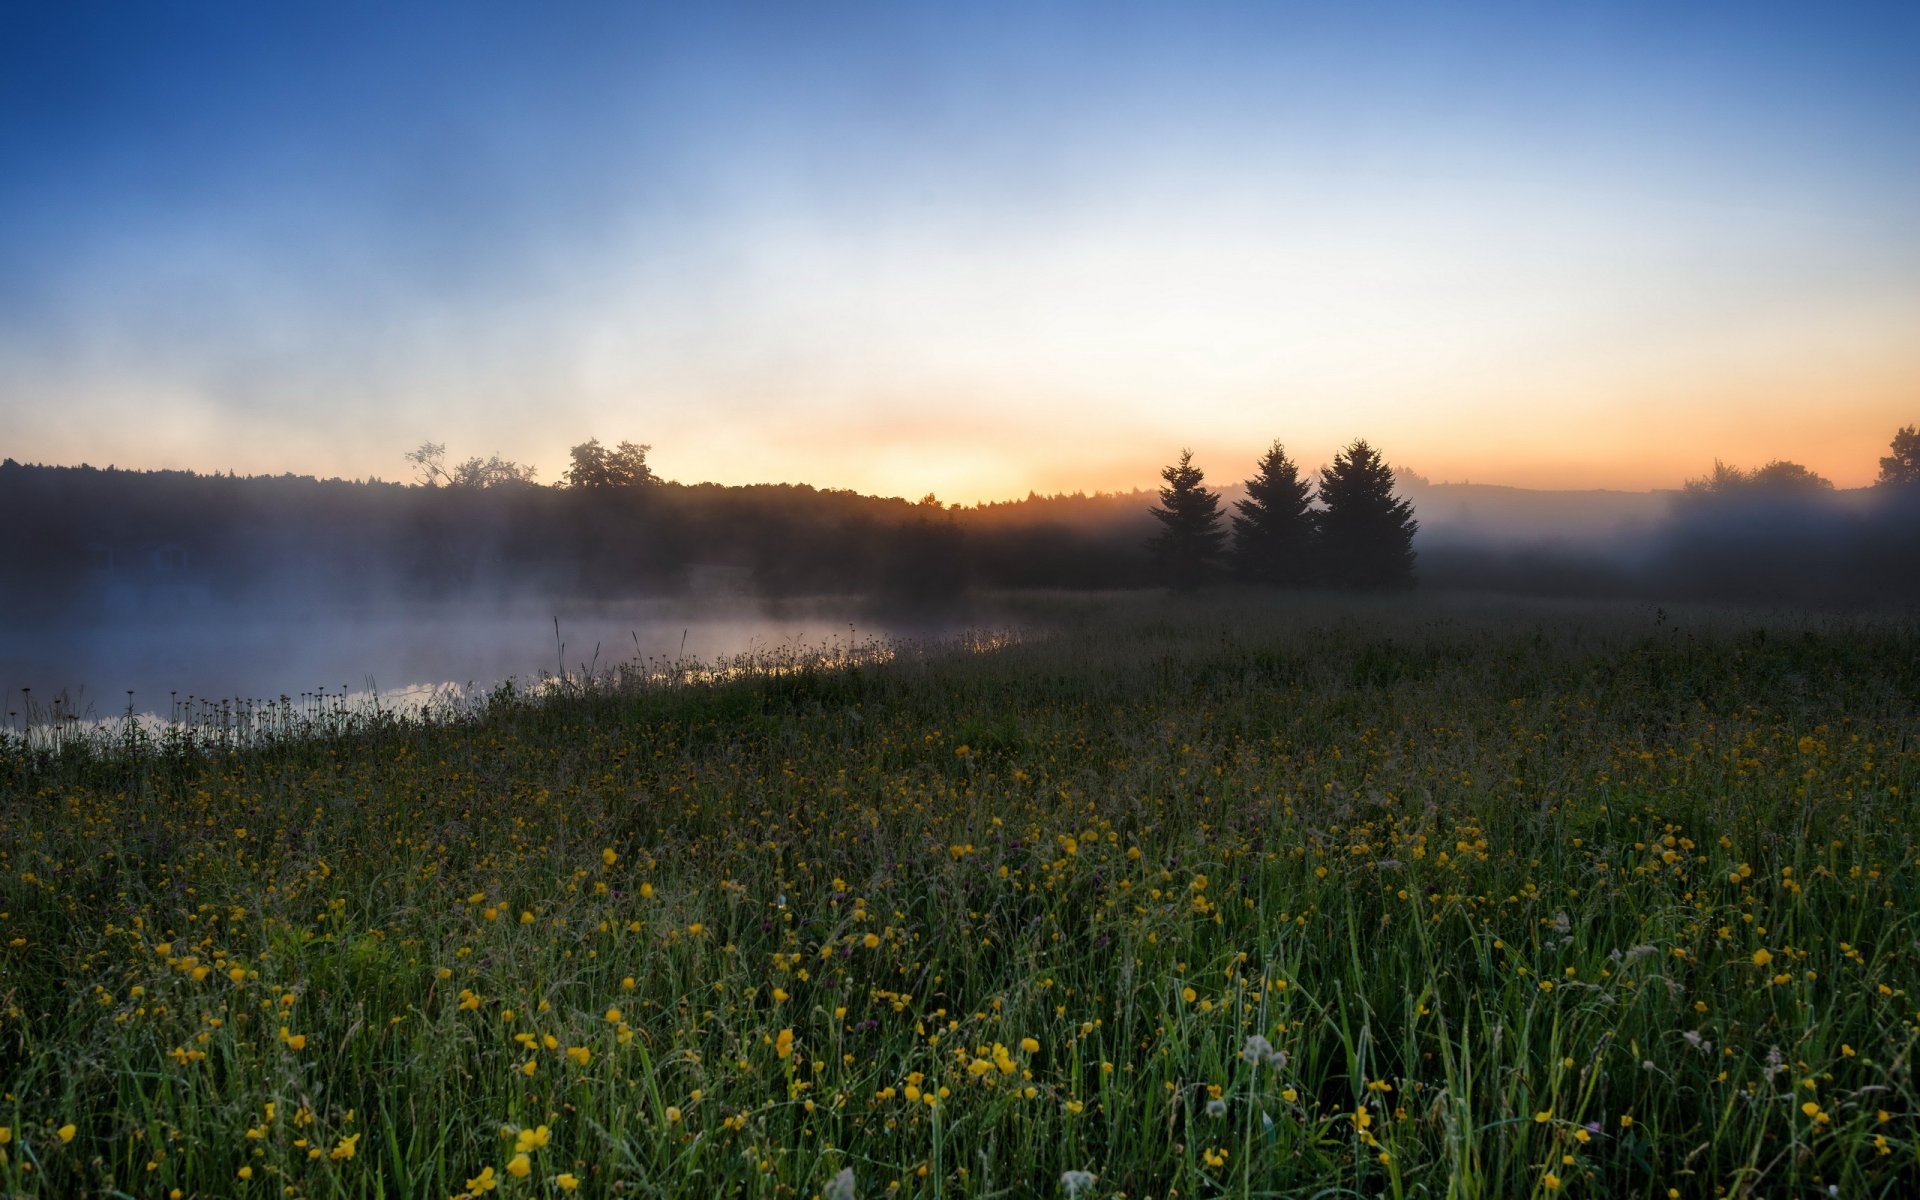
(1316, 438, 1417, 588)
(1230, 440, 1316, 584)
(1147, 449, 1226, 589)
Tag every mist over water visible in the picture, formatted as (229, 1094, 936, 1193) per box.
(0, 596, 968, 726)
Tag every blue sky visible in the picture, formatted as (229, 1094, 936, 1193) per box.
(3, 1, 1917, 499)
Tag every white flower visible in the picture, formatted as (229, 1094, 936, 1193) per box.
(1061, 1170, 1097, 1198)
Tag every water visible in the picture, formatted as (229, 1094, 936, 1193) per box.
(0, 596, 966, 730)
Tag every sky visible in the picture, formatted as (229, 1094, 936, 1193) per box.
(2, 2, 1917, 503)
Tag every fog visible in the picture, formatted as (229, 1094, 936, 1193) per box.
(3, 462, 1914, 734)
(0, 596, 976, 728)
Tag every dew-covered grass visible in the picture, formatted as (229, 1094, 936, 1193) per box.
(2, 592, 1917, 1199)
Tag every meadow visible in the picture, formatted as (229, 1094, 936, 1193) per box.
(2, 592, 1916, 1199)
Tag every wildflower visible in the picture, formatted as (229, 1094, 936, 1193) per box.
(1181, 986, 1198, 1004)
(330, 1133, 359, 1160)
(1752, 948, 1773, 968)
(57, 1124, 76, 1144)
(824, 1167, 857, 1200)
(467, 1165, 499, 1192)
(1061, 1169, 1097, 1197)
(603, 848, 618, 866)
(567, 1045, 591, 1066)
(506, 1152, 532, 1178)
(776, 1028, 795, 1059)
(238, 1165, 254, 1180)
(605, 1007, 623, 1023)
(1021, 1037, 1041, 1054)
(1206, 1099, 1227, 1118)
(1241, 1034, 1273, 1064)
(1543, 1172, 1561, 1191)
(665, 1106, 682, 1123)
(556, 1174, 580, 1192)
(863, 933, 881, 949)
(1201, 1146, 1228, 1168)
(514, 1125, 550, 1153)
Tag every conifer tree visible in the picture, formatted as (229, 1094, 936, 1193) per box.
(1316, 438, 1417, 588)
(1230, 440, 1316, 584)
(1147, 449, 1226, 589)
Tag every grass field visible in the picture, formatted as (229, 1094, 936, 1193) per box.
(2, 592, 1917, 1199)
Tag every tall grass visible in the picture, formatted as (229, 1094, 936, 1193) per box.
(1, 592, 1916, 1198)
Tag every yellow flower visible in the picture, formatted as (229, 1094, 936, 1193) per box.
(1543, 1172, 1561, 1191)
(228, 967, 247, 983)
(56, 1123, 76, 1144)
(1752, 948, 1773, 968)
(1181, 986, 1198, 1004)
(506, 1152, 532, 1178)
(1020, 1037, 1040, 1054)
(605, 1007, 623, 1023)
(238, 1165, 253, 1180)
(514, 1125, 550, 1153)
(862, 933, 881, 949)
(556, 1174, 580, 1192)
(278, 1026, 307, 1051)
(566, 1046, 591, 1066)
(1534, 1110, 1552, 1124)
(521, 1059, 538, 1077)
(1202, 1146, 1228, 1168)
(330, 1133, 359, 1160)
(467, 1165, 499, 1192)
(602, 848, 618, 866)
(665, 1106, 682, 1124)
(772, 987, 789, 1003)
(776, 1028, 795, 1059)
(520, 911, 535, 925)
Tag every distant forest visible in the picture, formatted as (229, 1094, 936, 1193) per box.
(3, 426, 1918, 619)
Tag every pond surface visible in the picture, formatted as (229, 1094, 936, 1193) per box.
(0, 597, 973, 727)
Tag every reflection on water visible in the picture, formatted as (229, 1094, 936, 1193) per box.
(0, 597, 1001, 736)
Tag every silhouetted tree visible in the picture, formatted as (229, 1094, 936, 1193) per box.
(1230, 440, 1316, 585)
(565, 439, 655, 488)
(1878, 425, 1920, 487)
(1316, 439, 1417, 588)
(405, 442, 536, 488)
(1147, 449, 1226, 588)
(450, 454, 538, 488)
(405, 441, 451, 486)
(1683, 458, 1832, 498)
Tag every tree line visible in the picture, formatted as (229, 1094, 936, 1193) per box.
(1148, 438, 1418, 589)
(1, 424, 1914, 619)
